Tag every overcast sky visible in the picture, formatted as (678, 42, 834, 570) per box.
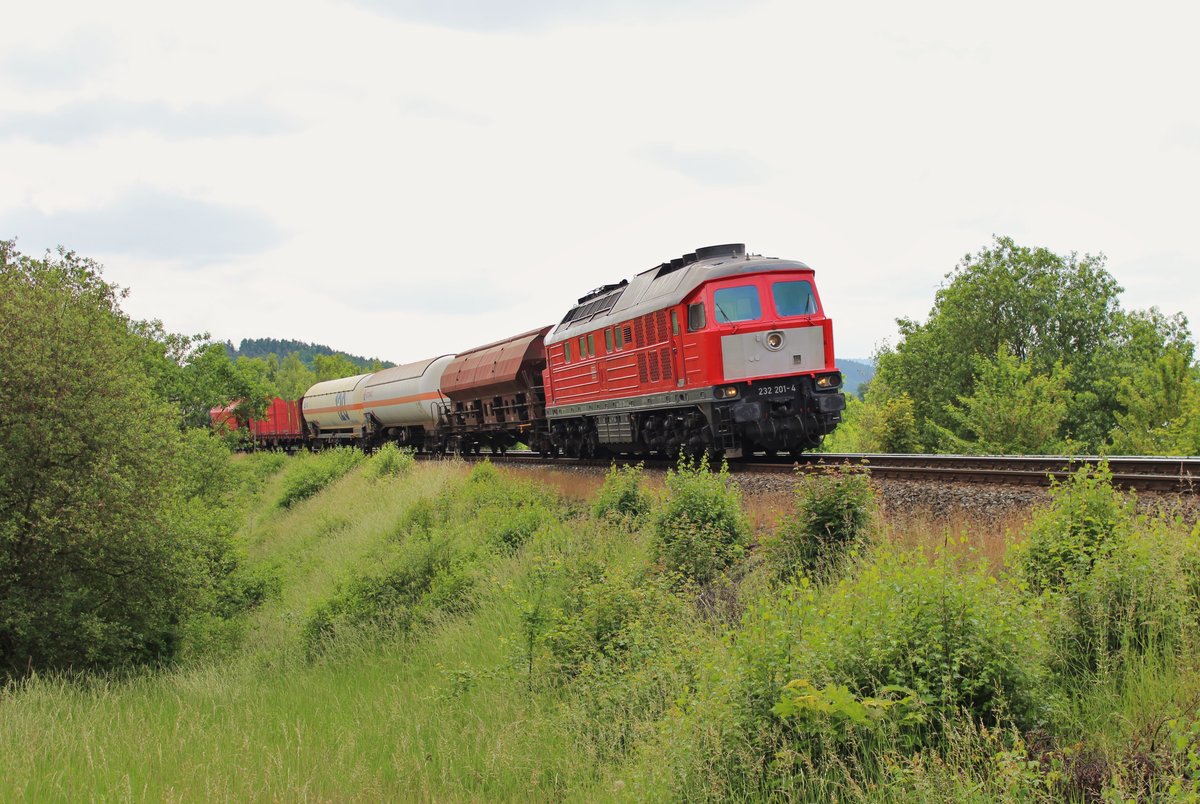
(2, 0, 1198, 363)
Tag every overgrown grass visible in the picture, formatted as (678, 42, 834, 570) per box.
(5, 456, 1200, 801)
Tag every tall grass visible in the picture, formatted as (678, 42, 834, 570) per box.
(4, 457, 1200, 801)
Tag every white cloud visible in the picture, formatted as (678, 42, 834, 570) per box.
(0, 99, 295, 144)
(4, 188, 286, 264)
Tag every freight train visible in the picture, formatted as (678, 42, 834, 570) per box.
(212, 244, 847, 459)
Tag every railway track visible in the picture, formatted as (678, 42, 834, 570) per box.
(790, 454, 1200, 493)
(424, 451, 1200, 493)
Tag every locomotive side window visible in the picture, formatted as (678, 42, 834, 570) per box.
(713, 286, 762, 323)
(687, 303, 706, 332)
(772, 280, 818, 316)
(605, 329, 613, 352)
(587, 334, 595, 357)
(579, 336, 586, 359)
(564, 342, 572, 363)
(671, 310, 680, 335)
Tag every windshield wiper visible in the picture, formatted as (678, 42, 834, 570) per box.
(714, 301, 739, 332)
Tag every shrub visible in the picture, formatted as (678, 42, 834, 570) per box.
(369, 443, 416, 479)
(592, 463, 652, 528)
(763, 465, 875, 582)
(770, 679, 926, 760)
(276, 447, 364, 508)
(396, 496, 439, 538)
(541, 562, 682, 678)
(0, 245, 242, 675)
(1048, 520, 1200, 677)
(467, 458, 500, 485)
(302, 533, 477, 653)
(1018, 463, 1134, 595)
(734, 545, 1050, 767)
(480, 505, 551, 552)
(652, 457, 750, 584)
(531, 546, 699, 765)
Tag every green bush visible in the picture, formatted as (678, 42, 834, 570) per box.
(443, 460, 556, 550)
(467, 458, 500, 485)
(302, 533, 477, 653)
(1049, 520, 1200, 677)
(528, 540, 699, 765)
(763, 465, 875, 582)
(542, 562, 681, 678)
(369, 443, 416, 479)
(1018, 463, 1134, 595)
(0, 246, 255, 676)
(480, 505, 551, 552)
(770, 679, 926, 760)
(652, 457, 749, 584)
(734, 546, 1049, 769)
(276, 447, 365, 508)
(396, 496, 439, 538)
(592, 463, 652, 528)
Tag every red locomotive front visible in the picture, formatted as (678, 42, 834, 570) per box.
(543, 243, 845, 458)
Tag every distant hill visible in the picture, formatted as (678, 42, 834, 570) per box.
(837, 358, 875, 397)
(225, 338, 395, 370)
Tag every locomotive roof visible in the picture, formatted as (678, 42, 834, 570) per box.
(545, 248, 812, 345)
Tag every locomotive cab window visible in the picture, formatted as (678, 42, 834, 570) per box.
(713, 285, 762, 323)
(687, 302, 706, 332)
(772, 280, 818, 317)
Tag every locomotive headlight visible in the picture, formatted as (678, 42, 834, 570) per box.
(716, 386, 739, 398)
(816, 372, 843, 389)
(765, 331, 785, 351)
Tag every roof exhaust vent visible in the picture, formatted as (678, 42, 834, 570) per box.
(695, 243, 746, 261)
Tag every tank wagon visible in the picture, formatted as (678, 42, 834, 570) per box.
(300, 356, 454, 448)
(542, 243, 846, 458)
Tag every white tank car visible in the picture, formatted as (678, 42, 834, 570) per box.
(362, 355, 455, 430)
(301, 373, 371, 440)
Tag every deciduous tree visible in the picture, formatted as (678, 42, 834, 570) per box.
(0, 242, 234, 676)
(874, 236, 1189, 452)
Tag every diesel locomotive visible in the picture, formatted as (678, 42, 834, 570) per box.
(214, 244, 846, 459)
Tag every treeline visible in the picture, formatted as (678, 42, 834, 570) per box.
(826, 236, 1197, 455)
(227, 338, 392, 371)
(234, 350, 388, 401)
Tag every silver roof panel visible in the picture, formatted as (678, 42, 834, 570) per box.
(546, 255, 811, 345)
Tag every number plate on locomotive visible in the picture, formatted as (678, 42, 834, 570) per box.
(753, 383, 797, 397)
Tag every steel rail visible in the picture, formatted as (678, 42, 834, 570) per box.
(418, 451, 1200, 493)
